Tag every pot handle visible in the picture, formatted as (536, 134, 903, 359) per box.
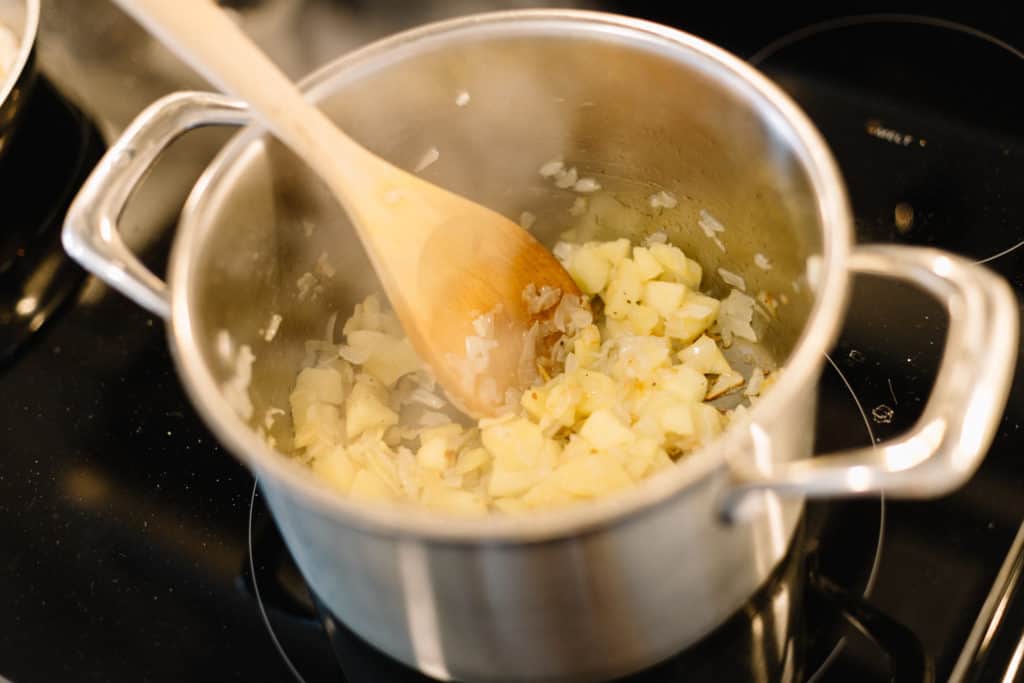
(721, 245, 1018, 520)
(62, 91, 249, 318)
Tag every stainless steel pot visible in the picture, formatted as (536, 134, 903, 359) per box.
(0, 0, 38, 157)
(63, 10, 1018, 682)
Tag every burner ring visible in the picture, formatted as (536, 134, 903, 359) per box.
(751, 14, 1024, 266)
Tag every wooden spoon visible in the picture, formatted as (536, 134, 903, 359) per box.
(115, 0, 582, 416)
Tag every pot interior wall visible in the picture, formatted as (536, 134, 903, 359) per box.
(186, 26, 822, 452)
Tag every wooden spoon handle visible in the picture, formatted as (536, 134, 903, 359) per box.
(112, 0, 369, 199)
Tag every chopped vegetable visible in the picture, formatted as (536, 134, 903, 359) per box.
(286, 232, 774, 514)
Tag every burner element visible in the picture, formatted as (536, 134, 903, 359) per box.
(751, 15, 1023, 264)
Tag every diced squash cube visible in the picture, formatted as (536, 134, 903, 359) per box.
(552, 452, 633, 497)
(576, 370, 617, 416)
(642, 281, 687, 317)
(560, 434, 596, 462)
(419, 423, 463, 446)
(650, 449, 676, 472)
(650, 243, 703, 289)
(294, 367, 346, 404)
(631, 246, 664, 281)
(345, 330, 422, 386)
(612, 336, 671, 381)
(678, 335, 735, 376)
(522, 479, 577, 509)
(664, 293, 720, 344)
(357, 436, 403, 493)
(488, 467, 544, 497)
(625, 303, 659, 335)
(658, 403, 695, 437)
(311, 446, 357, 492)
(580, 409, 634, 449)
(568, 246, 612, 295)
(539, 438, 563, 471)
(520, 385, 548, 421)
(542, 380, 582, 430)
(624, 439, 662, 479)
(481, 418, 545, 471)
(631, 414, 665, 441)
(345, 377, 399, 439)
(294, 403, 343, 450)
(602, 316, 632, 339)
(692, 403, 725, 441)
(417, 438, 450, 471)
(572, 325, 602, 367)
(655, 365, 708, 403)
(603, 259, 645, 319)
(597, 238, 631, 266)
(454, 447, 491, 475)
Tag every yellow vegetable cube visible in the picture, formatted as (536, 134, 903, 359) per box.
(570, 324, 601, 368)
(602, 316, 632, 338)
(417, 438, 450, 471)
(692, 403, 725, 441)
(356, 436, 403, 494)
(650, 449, 676, 472)
(576, 370, 617, 416)
(481, 418, 545, 471)
(655, 365, 708, 403)
(520, 385, 547, 421)
(294, 403, 343, 450)
(346, 331, 422, 386)
(631, 414, 666, 441)
(551, 451, 633, 497)
(311, 446, 357, 492)
(345, 377, 399, 440)
(522, 479, 577, 509)
(642, 280, 688, 317)
(542, 380, 582, 430)
(625, 303, 660, 335)
(603, 259, 645, 319)
(560, 434, 596, 462)
(664, 293, 720, 344)
(612, 336, 671, 381)
(597, 238, 631, 266)
(568, 245, 612, 295)
(580, 409, 634, 449)
(293, 367, 346, 404)
(631, 246, 665, 281)
(649, 243, 703, 289)
(658, 403, 695, 437)
(624, 439, 663, 479)
(454, 447, 491, 475)
(678, 335, 735, 376)
(419, 423, 463, 446)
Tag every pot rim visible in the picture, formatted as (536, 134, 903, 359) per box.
(0, 0, 39, 107)
(168, 9, 852, 543)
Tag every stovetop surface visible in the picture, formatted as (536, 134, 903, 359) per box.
(1, 4, 1022, 682)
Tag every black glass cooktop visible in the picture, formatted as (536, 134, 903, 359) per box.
(1, 8, 1022, 683)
